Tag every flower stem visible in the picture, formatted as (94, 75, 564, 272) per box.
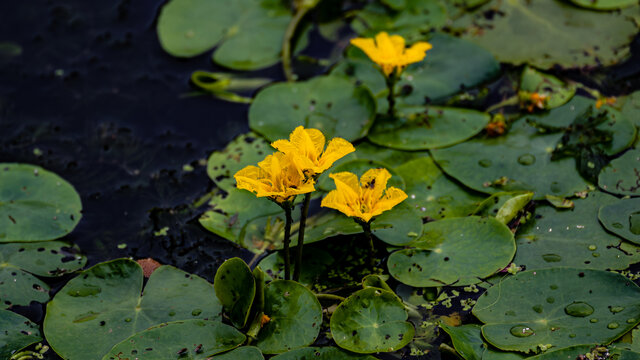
(282, 2, 315, 82)
(315, 293, 346, 302)
(283, 203, 293, 280)
(386, 72, 397, 118)
(361, 221, 376, 268)
(293, 192, 311, 282)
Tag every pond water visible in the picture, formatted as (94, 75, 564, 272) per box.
(2, 0, 640, 359)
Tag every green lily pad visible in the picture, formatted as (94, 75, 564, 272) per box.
(599, 198, 640, 245)
(157, 0, 305, 70)
(473, 192, 533, 222)
(0, 163, 82, 242)
(353, 141, 430, 168)
(330, 288, 414, 353)
(569, 0, 638, 10)
(431, 117, 590, 199)
(515, 191, 640, 271)
(0, 241, 86, 309)
(271, 346, 378, 360)
(255, 280, 322, 354)
(528, 345, 640, 359)
(388, 216, 515, 287)
(258, 249, 335, 287)
(0, 310, 42, 359)
(331, 33, 499, 109)
(207, 133, 273, 192)
(249, 76, 376, 142)
(520, 66, 575, 109)
(199, 188, 281, 246)
(102, 320, 245, 359)
(214, 258, 256, 328)
(474, 268, 640, 353)
(44, 259, 222, 360)
(317, 159, 405, 192)
(351, 0, 448, 41)
(440, 323, 485, 360)
(621, 91, 640, 128)
(394, 157, 485, 220)
(298, 212, 363, 246)
(367, 106, 490, 150)
(213, 346, 265, 359)
(482, 348, 526, 360)
(371, 203, 423, 246)
(599, 149, 640, 197)
(455, 0, 638, 69)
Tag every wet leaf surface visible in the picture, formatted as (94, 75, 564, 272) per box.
(515, 191, 640, 271)
(599, 149, 640, 197)
(388, 216, 515, 287)
(599, 198, 640, 245)
(474, 268, 640, 353)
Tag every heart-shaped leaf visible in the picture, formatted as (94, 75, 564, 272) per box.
(44, 259, 222, 360)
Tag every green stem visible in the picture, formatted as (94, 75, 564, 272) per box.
(361, 221, 376, 268)
(282, 4, 313, 82)
(386, 72, 397, 118)
(315, 293, 346, 302)
(283, 203, 293, 280)
(293, 193, 311, 282)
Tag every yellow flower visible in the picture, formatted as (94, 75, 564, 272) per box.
(350, 32, 432, 77)
(234, 152, 315, 204)
(321, 168, 407, 223)
(271, 126, 355, 177)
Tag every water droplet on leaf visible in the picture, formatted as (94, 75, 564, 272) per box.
(564, 301, 594, 317)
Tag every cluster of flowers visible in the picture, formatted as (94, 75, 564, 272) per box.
(234, 126, 407, 223)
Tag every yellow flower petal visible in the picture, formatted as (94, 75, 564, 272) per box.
(350, 32, 432, 77)
(322, 170, 407, 223)
(316, 137, 355, 173)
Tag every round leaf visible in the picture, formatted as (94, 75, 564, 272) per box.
(102, 320, 245, 360)
(368, 106, 490, 150)
(599, 198, 640, 245)
(207, 133, 273, 192)
(249, 76, 376, 142)
(0, 163, 82, 242)
(431, 117, 590, 199)
(330, 288, 414, 353)
(599, 149, 640, 197)
(271, 346, 377, 360)
(44, 259, 222, 360)
(388, 216, 515, 287)
(371, 203, 423, 246)
(455, 0, 638, 69)
(515, 191, 640, 271)
(473, 268, 640, 353)
(157, 0, 303, 70)
(520, 66, 575, 109)
(214, 257, 256, 328)
(255, 280, 322, 354)
(0, 310, 42, 359)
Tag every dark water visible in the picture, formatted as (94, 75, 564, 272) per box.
(2, 0, 640, 359)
